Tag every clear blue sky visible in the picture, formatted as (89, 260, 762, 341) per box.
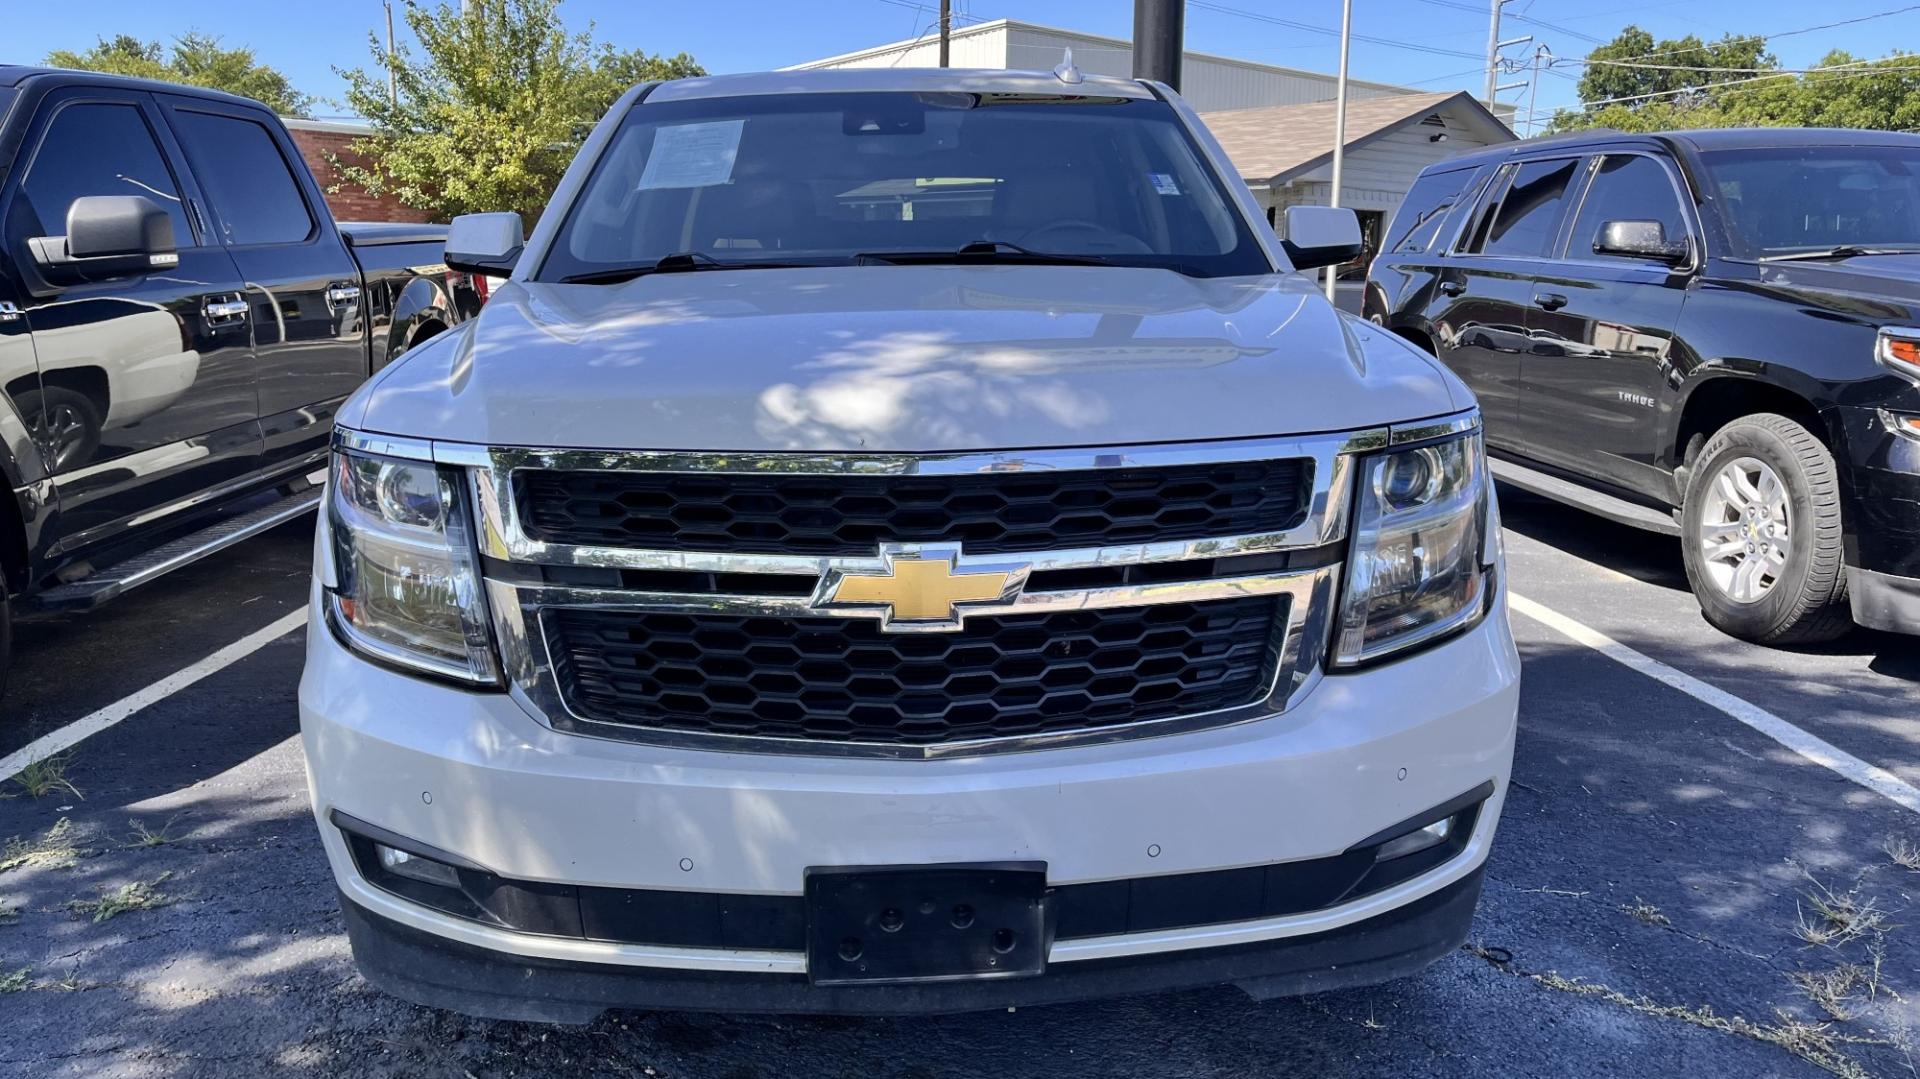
(12, 0, 1920, 132)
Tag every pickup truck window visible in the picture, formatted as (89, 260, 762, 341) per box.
(1702, 145, 1920, 258)
(538, 91, 1271, 281)
(1566, 155, 1689, 262)
(18, 103, 194, 247)
(1464, 158, 1579, 259)
(170, 110, 316, 246)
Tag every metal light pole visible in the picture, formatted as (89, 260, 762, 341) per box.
(1132, 0, 1185, 90)
(384, 0, 398, 108)
(1325, 0, 1352, 302)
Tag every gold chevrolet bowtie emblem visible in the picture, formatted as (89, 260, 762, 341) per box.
(815, 547, 1026, 631)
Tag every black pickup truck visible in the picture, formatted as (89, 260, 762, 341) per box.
(1367, 128, 1920, 645)
(0, 67, 475, 696)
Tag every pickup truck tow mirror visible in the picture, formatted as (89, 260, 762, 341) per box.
(446, 212, 525, 276)
(1594, 219, 1690, 264)
(1279, 206, 1364, 272)
(27, 195, 179, 281)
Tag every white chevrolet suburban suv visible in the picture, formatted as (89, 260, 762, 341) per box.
(299, 66, 1520, 1020)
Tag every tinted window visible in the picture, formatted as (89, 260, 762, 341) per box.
(539, 91, 1270, 281)
(1469, 158, 1578, 258)
(18, 102, 193, 245)
(1570, 155, 1688, 261)
(171, 110, 314, 245)
(1387, 168, 1476, 254)
(1701, 145, 1920, 258)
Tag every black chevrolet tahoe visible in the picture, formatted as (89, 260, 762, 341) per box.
(0, 67, 475, 696)
(1366, 127, 1920, 644)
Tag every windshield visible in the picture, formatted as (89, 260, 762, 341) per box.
(536, 90, 1272, 282)
(1701, 145, 1920, 258)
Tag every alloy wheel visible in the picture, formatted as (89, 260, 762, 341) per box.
(1696, 455, 1791, 604)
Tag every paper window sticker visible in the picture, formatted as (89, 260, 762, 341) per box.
(638, 119, 746, 190)
(1149, 172, 1181, 196)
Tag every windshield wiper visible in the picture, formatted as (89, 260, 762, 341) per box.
(561, 251, 810, 284)
(854, 240, 1111, 267)
(1758, 245, 1920, 263)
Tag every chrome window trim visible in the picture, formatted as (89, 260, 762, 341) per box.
(331, 410, 1475, 757)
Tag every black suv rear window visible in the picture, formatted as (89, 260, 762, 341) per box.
(1386, 167, 1481, 255)
(1464, 158, 1580, 258)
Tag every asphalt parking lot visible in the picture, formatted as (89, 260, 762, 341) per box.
(1, 486, 1918, 1078)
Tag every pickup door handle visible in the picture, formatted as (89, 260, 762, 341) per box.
(202, 296, 249, 325)
(326, 284, 362, 308)
(1438, 280, 1466, 296)
(1532, 291, 1569, 311)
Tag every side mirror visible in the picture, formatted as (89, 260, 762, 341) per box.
(1594, 219, 1689, 264)
(446, 212, 525, 276)
(28, 195, 179, 280)
(1279, 206, 1363, 271)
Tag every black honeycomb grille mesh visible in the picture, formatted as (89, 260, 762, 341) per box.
(546, 597, 1284, 746)
(515, 460, 1311, 556)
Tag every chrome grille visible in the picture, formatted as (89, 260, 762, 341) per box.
(339, 417, 1486, 758)
(515, 459, 1311, 555)
(545, 597, 1286, 746)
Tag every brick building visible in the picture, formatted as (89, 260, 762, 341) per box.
(284, 118, 435, 225)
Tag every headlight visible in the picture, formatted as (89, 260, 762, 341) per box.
(1878, 327, 1920, 384)
(327, 448, 499, 684)
(1334, 428, 1494, 666)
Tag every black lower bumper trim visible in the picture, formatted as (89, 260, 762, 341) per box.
(339, 866, 1484, 1022)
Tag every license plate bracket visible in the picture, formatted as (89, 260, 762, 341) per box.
(804, 863, 1049, 986)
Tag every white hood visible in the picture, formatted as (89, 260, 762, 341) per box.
(346, 264, 1465, 452)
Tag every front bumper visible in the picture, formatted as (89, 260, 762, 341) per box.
(300, 588, 1519, 1016)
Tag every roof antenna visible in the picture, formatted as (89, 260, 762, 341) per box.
(1053, 48, 1084, 85)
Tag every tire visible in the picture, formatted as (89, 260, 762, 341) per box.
(1679, 413, 1853, 644)
(17, 386, 103, 473)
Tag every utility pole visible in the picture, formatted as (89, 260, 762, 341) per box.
(938, 0, 952, 67)
(384, 0, 398, 108)
(1325, 0, 1352, 302)
(1525, 45, 1548, 137)
(1132, 0, 1185, 91)
(1484, 0, 1531, 104)
(1484, 0, 1503, 103)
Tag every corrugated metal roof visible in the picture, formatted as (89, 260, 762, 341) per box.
(1199, 91, 1515, 185)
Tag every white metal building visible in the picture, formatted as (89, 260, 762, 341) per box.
(789, 18, 1444, 114)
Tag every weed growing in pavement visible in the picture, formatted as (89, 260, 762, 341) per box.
(1792, 965, 1873, 1021)
(1883, 835, 1920, 873)
(1795, 875, 1890, 949)
(0, 967, 27, 992)
(1466, 946, 1881, 1079)
(67, 872, 172, 923)
(122, 814, 186, 849)
(6, 754, 81, 801)
(0, 818, 86, 873)
(1622, 897, 1671, 927)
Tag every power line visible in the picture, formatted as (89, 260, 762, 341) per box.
(1510, 54, 1920, 121)
(1599, 4, 1920, 65)
(1188, 0, 1488, 61)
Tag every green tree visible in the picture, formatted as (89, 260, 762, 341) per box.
(334, 0, 703, 223)
(1549, 26, 1920, 134)
(47, 33, 313, 116)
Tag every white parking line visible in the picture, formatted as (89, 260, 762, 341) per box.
(0, 608, 308, 783)
(1510, 592, 1920, 816)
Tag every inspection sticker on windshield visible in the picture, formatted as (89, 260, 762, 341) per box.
(638, 120, 745, 190)
(1149, 172, 1181, 195)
